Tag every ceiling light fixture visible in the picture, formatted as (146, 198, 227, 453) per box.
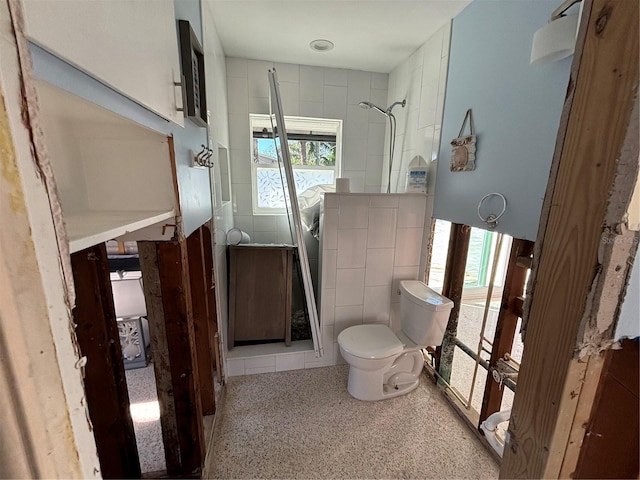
(309, 39, 334, 52)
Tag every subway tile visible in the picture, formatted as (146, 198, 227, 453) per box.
(323, 67, 348, 86)
(341, 171, 366, 194)
(323, 85, 347, 119)
(322, 208, 338, 249)
(233, 215, 254, 237)
(391, 266, 420, 303)
(245, 366, 276, 375)
(365, 155, 384, 187)
(279, 81, 299, 116)
(346, 104, 370, 139)
(371, 72, 389, 90)
(337, 195, 369, 228)
(367, 122, 386, 156)
(367, 208, 397, 248)
(226, 358, 245, 376)
(363, 285, 391, 324)
(232, 183, 253, 215)
(337, 229, 368, 268)
(229, 148, 251, 184)
(244, 355, 276, 369)
(365, 248, 394, 286)
(228, 114, 250, 150)
(370, 195, 399, 208)
(335, 268, 365, 306)
(305, 324, 335, 365)
(275, 353, 305, 372)
(227, 77, 248, 114)
(300, 101, 323, 118)
(343, 136, 368, 172)
(252, 215, 276, 232)
(334, 344, 347, 364)
(394, 228, 423, 266)
(299, 65, 324, 103)
(320, 288, 335, 325)
(274, 62, 299, 83)
(253, 231, 278, 244)
(347, 70, 371, 105)
(321, 249, 337, 289)
(390, 303, 401, 331)
(226, 57, 248, 78)
(324, 193, 338, 209)
(247, 60, 273, 98)
(249, 96, 270, 115)
(398, 195, 427, 228)
(334, 306, 363, 338)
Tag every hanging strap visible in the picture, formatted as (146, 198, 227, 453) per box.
(458, 108, 475, 137)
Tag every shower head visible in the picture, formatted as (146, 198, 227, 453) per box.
(358, 99, 407, 117)
(358, 101, 388, 116)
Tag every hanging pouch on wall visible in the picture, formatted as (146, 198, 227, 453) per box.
(450, 109, 476, 172)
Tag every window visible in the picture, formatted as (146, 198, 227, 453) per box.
(250, 114, 342, 215)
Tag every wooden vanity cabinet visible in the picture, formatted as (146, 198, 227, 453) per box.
(228, 245, 293, 348)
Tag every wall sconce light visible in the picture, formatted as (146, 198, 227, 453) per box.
(531, 0, 582, 64)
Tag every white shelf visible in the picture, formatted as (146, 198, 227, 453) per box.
(67, 209, 175, 253)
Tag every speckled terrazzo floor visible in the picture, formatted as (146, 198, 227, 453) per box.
(204, 365, 499, 479)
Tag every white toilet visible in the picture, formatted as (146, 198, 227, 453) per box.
(337, 280, 453, 401)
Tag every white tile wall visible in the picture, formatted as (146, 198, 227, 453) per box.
(221, 40, 452, 376)
(321, 193, 426, 350)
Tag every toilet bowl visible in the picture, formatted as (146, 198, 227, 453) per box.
(337, 280, 453, 401)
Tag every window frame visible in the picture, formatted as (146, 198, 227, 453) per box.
(249, 114, 342, 216)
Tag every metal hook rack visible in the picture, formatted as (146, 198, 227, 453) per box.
(191, 110, 215, 169)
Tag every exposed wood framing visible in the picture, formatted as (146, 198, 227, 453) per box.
(139, 240, 205, 477)
(436, 223, 471, 383)
(501, 0, 639, 477)
(201, 226, 220, 374)
(138, 241, 181, 473)
(480, 239, 534, 423)
(573, 339, 639, 478)
(70, 244, 140, 479)
(187, 227, 216, 415)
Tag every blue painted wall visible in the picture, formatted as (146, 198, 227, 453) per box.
(434, 0, 572, 240)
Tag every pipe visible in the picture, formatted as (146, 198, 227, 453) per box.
(480, 409, 511, 457)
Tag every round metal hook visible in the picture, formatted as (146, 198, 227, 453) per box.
(477, 192, 507, 230)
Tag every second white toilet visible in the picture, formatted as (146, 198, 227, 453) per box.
(337, 280, 453, 401)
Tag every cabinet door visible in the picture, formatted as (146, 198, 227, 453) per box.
(23, 0, 184, 126)
(229, 247, 292, 346)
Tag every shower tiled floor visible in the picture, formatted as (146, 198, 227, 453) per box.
(204, 365, 499, 479)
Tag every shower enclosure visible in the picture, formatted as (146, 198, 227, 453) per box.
(266, 69, 323, 358)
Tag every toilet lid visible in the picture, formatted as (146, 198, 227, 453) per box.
(338, 325, 404, 359)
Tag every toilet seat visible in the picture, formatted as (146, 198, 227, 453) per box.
(337, 324, 403, 359)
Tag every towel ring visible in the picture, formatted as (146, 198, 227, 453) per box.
(477, 192, 506, 230)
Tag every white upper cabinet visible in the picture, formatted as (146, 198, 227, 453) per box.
(23, 0, 184, 126)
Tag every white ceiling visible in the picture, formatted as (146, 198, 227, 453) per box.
(208, 0, 472, 73)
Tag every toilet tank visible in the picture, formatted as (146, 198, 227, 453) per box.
(399, 280, 453, 346)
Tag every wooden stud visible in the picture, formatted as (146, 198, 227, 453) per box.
(479, 239, 533, 424)
(71, 244, 141, 479)
(436, 223, 471, 383)
(139, 240, 205, 477)
(573, 339, 639, 479)
(201, 225, 219, 371)
(157, 240, 205, 476)
(137, 242, 181, 473)
(501, 0, 639, 477)
(187, 227, 215, 415)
